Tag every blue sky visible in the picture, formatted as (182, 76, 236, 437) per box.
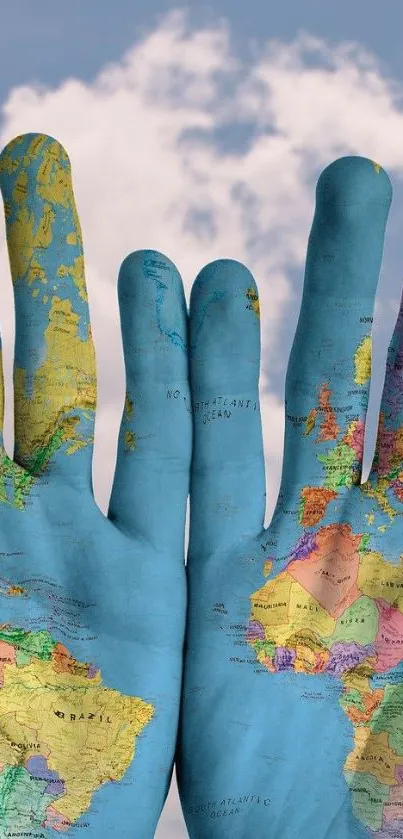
(1, 0, 403, 98)
(1, 4, 403, 835)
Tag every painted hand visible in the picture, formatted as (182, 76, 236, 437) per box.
(176, 156, 402, 839)
(0, 133, 191, 837)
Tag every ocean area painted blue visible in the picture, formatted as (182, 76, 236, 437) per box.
(180, 672, 370, 839)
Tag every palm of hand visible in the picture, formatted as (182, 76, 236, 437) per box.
(178, 156, 403, 839)
(0, 134, 190, 837)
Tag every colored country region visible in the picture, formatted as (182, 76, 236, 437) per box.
(288, 531, 318, 563)
(342, 665, 375, 697)
(298, 486, 337, 527)
(340, 686, 383, 725)
(263, 559, 273, 577)
(383, 783, 403, 825)
(344, 770, 389, 831)
(304, 408, 317, 436)
(317, 441, 358, 491)
(0, 764, 55, 837)
(372, 661, 403, 691)
(0, 447, 35, 510)
(370, 683, 403, 754)
(250, 571, 293, 631)
(358, 554, 403, 614)
(390, 475, 403, 504)
(0, 624, 56, 666)
(248, 627, 328, 676)
(380, 346, 403, 415)
(316, 382, 339, 442)
(343, 419, 366, 462)
(52, 641, 99, 678)
(374, 600, 403, 672)
(325, 641, 375, 678)
(124, 394, 134, 418)
(326, 596, 379, 648)
(246, 620, 265, 642)
(372, 819, 403, 838)
(344, 728, 398, 787)
(373, 415, 399, 477)
(272, 646, 297, 671)
(0, 627, 154, 827)
(0, 578, 26, 598)
(283, 626, 329, 675)
(250, 639, 277, 669)
(286, 523, 362, 619)
(44, 805, 71, 831)
(288, 580, 335, 640)
(124, 430, 136, 452)
(340, 687, 366, 716)
(122, 393, 137, 453)
(249, 571, 335, 648)
(25, 755, 64, 796)
(354, 335, 372, 385)
(361, 478, 398, 522)
(0, 641, 15, 688)
(245, 287, 260, 317)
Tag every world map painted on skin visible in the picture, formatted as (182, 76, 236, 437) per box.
(248, 327, 403, 836)
(0, 135, 158, 835)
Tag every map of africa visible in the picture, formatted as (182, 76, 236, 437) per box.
(248, 320, 403, 835)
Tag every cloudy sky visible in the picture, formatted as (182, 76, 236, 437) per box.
(2, 2, 403, 835)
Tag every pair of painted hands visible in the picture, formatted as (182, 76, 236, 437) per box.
(0, 132, 401, 839)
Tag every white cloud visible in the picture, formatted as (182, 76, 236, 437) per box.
(1, 10, 403, 834)
(155, 768, 188, 838)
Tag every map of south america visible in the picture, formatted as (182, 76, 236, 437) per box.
(0, 623, 154, 834)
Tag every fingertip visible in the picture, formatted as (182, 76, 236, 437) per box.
(193, 257, 253, 286)
(119, 248, 179, 270)
(117, 249, 188, 364)
(118, 249, 184, 296)
(0, 134, 73, 222)
(190, 258, 256, 303)
(316, 155, 392, 207)
(0, 132, 71, 165)
(189, 259, 260, 391)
